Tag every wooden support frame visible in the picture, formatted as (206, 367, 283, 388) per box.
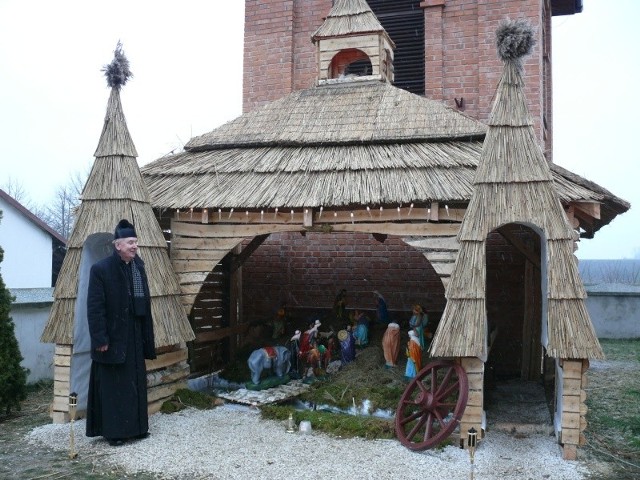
(170, 206, 464, 315)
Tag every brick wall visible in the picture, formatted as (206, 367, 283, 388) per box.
(243, 0, 331, 113)
(240, 232, 445, 330)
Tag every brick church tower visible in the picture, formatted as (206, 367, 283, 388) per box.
(243, 0, 583, 162)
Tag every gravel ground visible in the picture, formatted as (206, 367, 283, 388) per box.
(28, 404, 590, 480)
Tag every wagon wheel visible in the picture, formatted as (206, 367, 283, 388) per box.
(395, 359, 469, 451)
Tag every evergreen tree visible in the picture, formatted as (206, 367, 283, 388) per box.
(0, 210, 28, 415)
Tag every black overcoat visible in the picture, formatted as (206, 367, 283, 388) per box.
(87, 252, 156, 363)
(85, 251, 157, 440)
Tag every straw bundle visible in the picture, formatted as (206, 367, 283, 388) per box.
(68, 200, 166, 248)
(429, 298, 487, 359)
(41, 299, 75, 344)
(444, 241, 486, 299)
(547, 240, 587, 300)
(431, 19, 603, 360)
(82, 156, 151, 202)
(547, 299, 603, 359)
(458, 183, 575, 241)
(94, 89, 137, 158)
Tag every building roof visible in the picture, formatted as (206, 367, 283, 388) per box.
(311, 0, 391, 42)
(0, 189, 66, 244)
(9, 287, 54, 306)
(143, 79, 628, 239)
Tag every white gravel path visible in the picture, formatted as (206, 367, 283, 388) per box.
(28, 404, 589, 480)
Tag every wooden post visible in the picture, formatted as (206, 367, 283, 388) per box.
(559, 358, 589, 460)
(51, 344, 73, 423)
(459, 356, 484, 447)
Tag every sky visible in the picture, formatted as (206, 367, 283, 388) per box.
(0, 1, 638, 259)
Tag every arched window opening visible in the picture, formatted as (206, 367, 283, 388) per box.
(329, 49, 372, 79)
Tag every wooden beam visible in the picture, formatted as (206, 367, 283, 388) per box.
(195, 324, 250, 343)
(329, 222, 461, 236)
(173, 221, 303, 238)
(572, 202, 600, 220)
(496, 227, 540, 269)
(230, 234, 269, 273)
(174, 206, 466, 226)
(430, 202, 439, 221)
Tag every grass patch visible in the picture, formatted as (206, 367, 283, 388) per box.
(260, 404, 395, 439)
(585, 339, 640, 477)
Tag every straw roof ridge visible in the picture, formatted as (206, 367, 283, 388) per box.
(184, 82, 487, 151)
(550, 162, 630, 211)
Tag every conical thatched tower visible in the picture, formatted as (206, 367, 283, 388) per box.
(42, 43, 194, 423)
(429, 20, 602, 459)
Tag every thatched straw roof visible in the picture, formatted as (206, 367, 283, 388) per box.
(311, 0, 391, 43)
(186, 81, 485, 150)
(42, 45, 194, 347)
(430, 20, 604, 361)
(143, 80, 627, 236)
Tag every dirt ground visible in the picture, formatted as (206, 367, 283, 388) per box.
(0, 384, 157, 480)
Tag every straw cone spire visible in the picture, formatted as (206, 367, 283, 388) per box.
(42, 43, 194, 346)
(430, 20, 603, 360)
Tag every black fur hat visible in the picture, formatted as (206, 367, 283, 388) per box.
(114, 219, 137, 239)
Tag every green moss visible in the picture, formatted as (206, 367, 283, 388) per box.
(160, 388, 218, 413)
(260, 404, 395, 440)
(301, 380, 404, 412)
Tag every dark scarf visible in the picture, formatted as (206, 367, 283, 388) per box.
(128, 260, 147, 317)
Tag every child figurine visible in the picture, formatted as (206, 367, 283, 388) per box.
(353, 310, 369, 347)
(404, 330, 422, 379)
(382, 322, 400, 368)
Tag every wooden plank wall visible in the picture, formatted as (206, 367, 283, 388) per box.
(51, 344, 72, 423)
(188, 264, 232, 376)
(50, 344, 190, 423)
(146, 345, 190, 415)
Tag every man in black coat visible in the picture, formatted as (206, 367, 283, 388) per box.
(85, 219, 156, 446)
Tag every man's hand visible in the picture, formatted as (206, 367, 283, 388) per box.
(96, 344, 108, 352)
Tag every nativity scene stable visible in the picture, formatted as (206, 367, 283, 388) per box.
(42, 0, 629, 460)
